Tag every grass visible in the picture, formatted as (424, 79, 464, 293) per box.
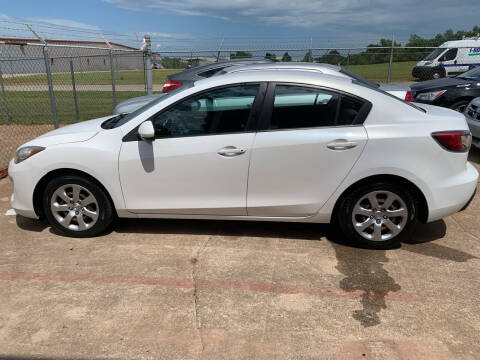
(0, 91, 146, 125)
(1, 62, 419, 87)
(346, 61, 417, 83)
(2, 69, 176, 86)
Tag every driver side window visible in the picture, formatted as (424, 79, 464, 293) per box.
(442, 48, 458, 61)
(151, 84, 260, 138)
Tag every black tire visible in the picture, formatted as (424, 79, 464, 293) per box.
(42, 175, 114, 238)
(336, 181, 419, 249)
(431, 68, 445, 80)
(450, 100, 470, 113)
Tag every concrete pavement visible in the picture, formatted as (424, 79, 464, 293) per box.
(0, 150, 479, 359)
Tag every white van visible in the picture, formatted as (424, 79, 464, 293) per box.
(412, 38, 480, 80)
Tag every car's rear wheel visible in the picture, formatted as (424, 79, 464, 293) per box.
(336, 182, 419, 248)
(43, 175, 114, 237)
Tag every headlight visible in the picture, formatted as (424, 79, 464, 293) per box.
(415, 90, 446, 102)
(14, 146, 45, 164)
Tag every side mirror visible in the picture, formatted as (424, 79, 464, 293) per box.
(138, 121, 155, 141)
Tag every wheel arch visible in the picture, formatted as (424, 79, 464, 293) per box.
(33, 168, 116, 219)
(331, 174, 429, 224)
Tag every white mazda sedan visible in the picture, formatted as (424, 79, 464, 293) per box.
(8, 70, 478, 248)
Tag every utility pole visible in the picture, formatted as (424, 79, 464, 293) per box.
(387, 34, 395, 83)
(143, 35, 153, 96)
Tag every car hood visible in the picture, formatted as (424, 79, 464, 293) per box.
(113, 94, 164, 114)
(24, 115, 114, 147)
(411, 77, 470, 92)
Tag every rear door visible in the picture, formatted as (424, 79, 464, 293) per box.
(247, 83, 369, 217)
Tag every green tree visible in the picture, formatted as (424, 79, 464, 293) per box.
(303, 50, 313, 62)
(265, 52, 276, 60)
(281, 52, 292, 62)
(230, 51, 252, 59)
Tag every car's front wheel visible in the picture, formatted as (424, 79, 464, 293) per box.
(450, 100, 470, 113)
(43, 175, 114, 237)
(336, 181, 419, 248)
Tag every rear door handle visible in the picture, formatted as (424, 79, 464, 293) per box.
(327, 140, 358, 150)
(217, 146, 246, 157)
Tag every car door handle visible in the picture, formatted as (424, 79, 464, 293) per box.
(217, 146, 246, 157)
(326, 140, 358, 150)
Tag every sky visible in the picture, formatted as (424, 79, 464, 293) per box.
(0, 0, 479, 51)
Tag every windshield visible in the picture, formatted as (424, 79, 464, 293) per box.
(423, 48, 446, 61)
(457, 66, 480, 80)
(113, 87, 185, 128)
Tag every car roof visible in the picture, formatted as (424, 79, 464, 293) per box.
(169, 58, 276, 81)
(193, 69, 354, 92)
(221, 62, 342, 73)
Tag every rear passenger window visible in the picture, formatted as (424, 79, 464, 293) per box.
(269, 85, 365, 130)
(338, 96, 364, 126)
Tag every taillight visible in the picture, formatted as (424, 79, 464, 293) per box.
(404, 91, 414, 102)
(432, 131, 472, 152)
(162, 80, 182, 93)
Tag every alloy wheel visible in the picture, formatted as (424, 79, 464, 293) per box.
(50, 184, 99, 231)
(352, 190, 408, 242)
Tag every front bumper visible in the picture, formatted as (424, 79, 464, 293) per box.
(465, 115, 480, 146)
(8, 158, 44, 219)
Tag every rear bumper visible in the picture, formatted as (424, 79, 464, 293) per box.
(460, 187, 476, 211)
(427, 162, 479, 222)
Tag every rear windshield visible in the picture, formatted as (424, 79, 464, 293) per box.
(339, 69, 379, 89)
(352, 80, 425, 113)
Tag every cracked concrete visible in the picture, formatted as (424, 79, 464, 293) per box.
(0, 149, 479, 359)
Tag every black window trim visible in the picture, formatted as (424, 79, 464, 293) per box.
(122, 82, 268, 142)
(257, 82, 372, 133)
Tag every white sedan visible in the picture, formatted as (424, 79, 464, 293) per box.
(8, 70, 478, 248)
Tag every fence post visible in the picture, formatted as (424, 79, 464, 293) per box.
(69, 58, 79, 122)
(109, 50, 117, 107)
(43, 45, 58, 129)
(216, 37, 224, 62)
(387, 34, 395, 83)
(144, 35, 153, 96)
(0, 61, 10, 124)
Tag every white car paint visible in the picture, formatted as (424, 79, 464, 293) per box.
(8, 70, 478, 228)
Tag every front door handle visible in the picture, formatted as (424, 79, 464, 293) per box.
(327, 140, 358, 150)
(217, 146, 246, 157)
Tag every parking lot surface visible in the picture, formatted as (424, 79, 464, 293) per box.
(0, 149, 479, 360)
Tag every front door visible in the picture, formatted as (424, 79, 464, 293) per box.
(119, 83, 263, 215)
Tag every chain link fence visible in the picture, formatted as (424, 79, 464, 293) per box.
(0, 42, 153, 175)
(2, 40, 480, 176)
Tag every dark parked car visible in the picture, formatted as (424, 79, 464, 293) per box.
(411, 66, 480, 112)
(114, 58, 276, 114)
